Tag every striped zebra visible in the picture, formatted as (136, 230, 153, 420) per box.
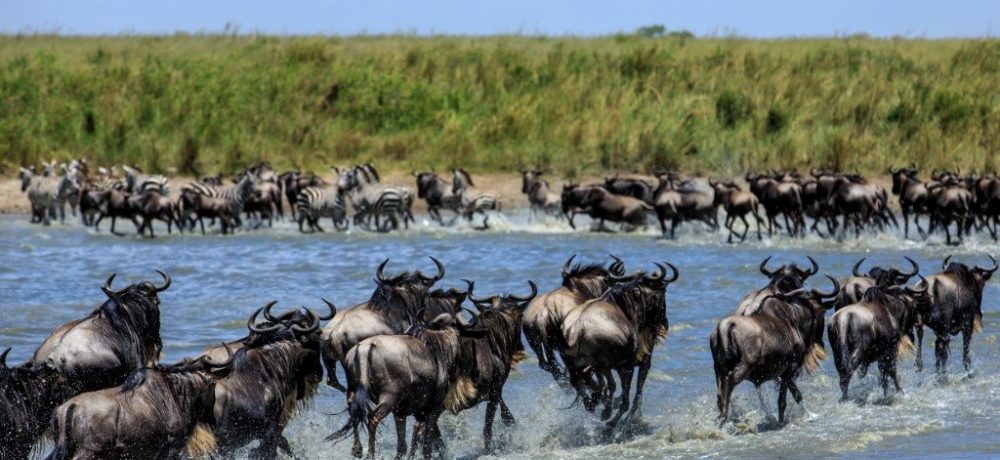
(181, 174, 257, 229)
(123, 165, 170, 196)
(296, 185, 348, 233)
(19, 167, 81, 226)
(452, 168, 501, 229)
(345, 165, 415, 228)
(370, 190, 409, 232)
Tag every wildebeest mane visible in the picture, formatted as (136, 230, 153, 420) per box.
(94, 284, 163, 369)
(944, 262, 984, 304)
(368, 278, 425, 331)
(563, 263, 614, 297)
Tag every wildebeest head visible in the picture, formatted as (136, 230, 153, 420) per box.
(369, 257, 445, 320)
(606, 262, 680, 338)
(889, 164, 919, 194)
(97, 270, 171, 356)
(759, 256, 818, 292)
(521, 170, 545, 193)
(414, 171, 443, 199)
(424, 286, 468, 320)
(941, 254, 998, 303)
(852, 256, 920, 287)
(464, 279, 537, 365)
(559, 254, 626, 297)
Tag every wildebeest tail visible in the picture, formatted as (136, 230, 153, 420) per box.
(44, 403, 74, 460)
(326, 343, 373, 443)
(710, 320, 741, 376)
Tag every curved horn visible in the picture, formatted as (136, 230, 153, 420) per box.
(153, 270, 171, 292)
(942, 255, 952, 270)
(609, 254, 625, 275)
(805, 256, 819, 276)
(101, 273, 118, 297)
(647, 263, 666, 281)
(510, 280, 538, 303)
(562, 254, 577, 278)
(247, 301, 281, 333)
(204, 343, 235, 369)
(901, 256, 920, 277)
(975, 254, 999, 274)
(759, 256, 775, 277)
(262, 300, 280, 323)
(318, 298, 337, 321)
(662, 262, 679, 284)
(291, 309, 320, 334)
(811, 273, 840, 299)
(0, 348, 9, 368)
(416, 307, 428, 324)
(908, 274, 929, 296)
(888, 165, 900, 174)
(462, 279, 489, 305)
(427, 256, 445, 281)
(375, 259, 389, 283)
(609, 269, 643, 282)
(852, 258, 866, 277)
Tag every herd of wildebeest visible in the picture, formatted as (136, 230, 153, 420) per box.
(17, 159, 1000, 243)
(0, 251, 994, 459)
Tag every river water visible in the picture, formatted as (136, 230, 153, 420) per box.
(1, 213, 999, 459)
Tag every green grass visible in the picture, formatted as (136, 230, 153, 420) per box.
(2, 34, 999, 177)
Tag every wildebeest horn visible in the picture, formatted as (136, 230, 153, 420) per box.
(204, 343, 235, 369)
(154, 270, 171, 292)
(609, 255, 625, 275)
(610, 269, 642, 282)
(0, 348, 8, 368)
(291, 309, 320, 334)
(805, 256, 819, 276)
(423, 256, 445, 281)
(811, 274, 840, 299)
(318, 298, 337, 320)
(901, 256, 920, 277)
(909, 274, 929, 295)
(661, 262, 679, 284)
(852, 258, 866, 277)
(101, 273, 118, 297)
(462, 279, 489, 305)
(975, 254, 998, 274)
(510, 280, 538, 303)
(262, 300, 280, 323)
(759, 256, 775, 277)
(562, 254, 577, 278)
(942, 255, 952, 270)
(375, 259, 390, 283)
(248, 301, 281, 333)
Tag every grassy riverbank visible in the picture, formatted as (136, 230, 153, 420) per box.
(2, 34, 998, 177)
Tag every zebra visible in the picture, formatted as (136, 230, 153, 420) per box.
(369, 190, 409, 232)
(181, 174, 257, 230)
(522, 170, 562, 220)
(452, 168, 501, 229)
(123, 165, 170, 196)
(19, 167, 81, 226)
(295, 184, 348, 233)
(414, 171, 462, 225)
(343, 165, 415, 229)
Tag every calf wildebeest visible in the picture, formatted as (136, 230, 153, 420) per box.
(561, 263, 679, 430)
(328, 313, 486, 460)
(200, 301, 334, 460)
(523, 255, 624, 382)
(890, 165, 931, 239)
(321, 258, 445, 392)
(710, 276, 839, 425)
(919, 255, 996, 373)
(561, 184, 651, 231)
(414, 171, 462, 225)
(735, 256, 819, 315)
(522, 170, 561, 219)
(711, 179, 765, 242)
(32, 272, 170, 395)
(828, 281, 927, 400)
(45, 348, 235, 460)
(449, 280, 536, 451)
(1, 350, 69, 460)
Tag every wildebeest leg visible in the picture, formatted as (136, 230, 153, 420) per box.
(499, 398, 516, 427)
(276, 435, 299, 460)
(393, 413, 408, 460)
(877, 357, 892, 398)
(598, 368, 616, 421)
(367, 397, 396, 460)
(784, 376, 813, 419)
(739, 215, 751, 242)
(717, 364, 745, 424)
(670, 218, 679, 239)
(934, 335, 950, 374)
(628, 353, 653, 420)
(777, 379, 789, 424)
(483, 392, 500, 451)
(606, 366, 634, 432)
(962, 327, 974, 371)
(915, 321, 925, 371)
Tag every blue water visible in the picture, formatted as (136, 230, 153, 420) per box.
(2, 213, 999, 459)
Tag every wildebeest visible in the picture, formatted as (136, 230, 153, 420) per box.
(93, 188, 141, 236)
(134, 189, 183, 238)
(321, 258, 444, 392)
(603, 174, 655, 205)
(561, 184, 651, 231)
(521, 170, 562, 219)
(828, 281, 927, 400)
(414, 171, 461, 225)
(835, 257, 920, 310)
(452, 168, 501, 229)
(710, 276, 839, 424)
(201, 301, 334, 460)
(710, 179, 765, 242)
(1, 350, 69, 460)
(522, 255, 624, 382)
(919, 255, 996, 373)
(735, 256, 818, 315)
(179, 188, 241, 235)
(651, 174, 718, 238)
(328, 313, 486, 460)
(926, 181, 975, 245)
(561, 263, 678, 430)
(448, 280, 536, 450)
(745, 172, 805, 238)
(890, 165, 931, 239)
(45, 348, 235, 460)
(32, 272, 170, 395)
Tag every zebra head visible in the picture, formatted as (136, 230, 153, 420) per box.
(18, 167, 34, 192)
(336, 168, 358, 192)
(452, 168, 474, 194)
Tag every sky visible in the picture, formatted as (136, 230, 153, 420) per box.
(3, 0, 996, 38)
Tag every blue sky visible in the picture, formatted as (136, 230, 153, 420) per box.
(4, 0, 995, 37)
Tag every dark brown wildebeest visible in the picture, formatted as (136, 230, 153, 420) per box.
(926, 182, 975, 245)
(711, 179, 765, 242)
(522, 170, 562, 218)
(890, 165, 931, 239)
(828, 281, 928, 400)
(835, 257, 920, 310)
(45, 348, 235, 460)
(178, 188, 241, 235)
(423, 286, 469, 320)
(93, 188, 141, 236)
(1, 349, 69, 460)
(32, 272, 170, 395)
(522, 255, 624, 382)
(561, 263, 679, 431)
(320, 258, 444, 392)
(561, 184, 652, 231)
(603, 174, 655, 205)
(447, 280, 536, 451)
(735, 256, 819, 315)
(327, 314, 486, 460)
(919, 255, 997, 373)
(414, 171, 462, 225)
(710, 276, 839, 424)
(652, 174, 718, 239)
(745, 172, 805, 238)
(134, 189, 183, 238)
(201, 301, 334, 460)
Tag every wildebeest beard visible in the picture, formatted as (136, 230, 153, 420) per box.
(563, 263, 619, 298)
(97, 285, 164, 370)
(368, 278, 428, 331)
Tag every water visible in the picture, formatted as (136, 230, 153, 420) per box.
(2, 212, 1000, 459)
